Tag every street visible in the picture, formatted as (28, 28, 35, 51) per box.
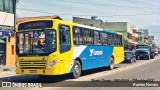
(0, 55, 160, 90)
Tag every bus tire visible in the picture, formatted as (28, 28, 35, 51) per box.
(150, 54, 154, 59)
(107, 57, 114, 70)
(71, 60, 81, 79)
(130, 58, 134, 63)
(134, 59, 137, 63)
(136, 56, 139, 60)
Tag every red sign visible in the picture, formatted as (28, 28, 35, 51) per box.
(30, 70, 37, 73)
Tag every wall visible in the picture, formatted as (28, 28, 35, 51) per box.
(6, 37, 15, 66)
(0, 12, 14, 26)
(103, 22, 129, 39)
(73, 17, 102, 28)
(103, 22, 128, 32)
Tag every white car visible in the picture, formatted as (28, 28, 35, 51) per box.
(155, 49, 158, 55)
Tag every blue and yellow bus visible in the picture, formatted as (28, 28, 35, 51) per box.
(16, 19, 124, 78)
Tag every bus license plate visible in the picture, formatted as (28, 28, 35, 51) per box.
(30, 70, 37, 73)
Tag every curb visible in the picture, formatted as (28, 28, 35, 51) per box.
(0, 66, 15, 72)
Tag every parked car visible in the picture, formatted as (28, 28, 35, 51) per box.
(158, 48, 160, 54)
(135, 44, 154, 60)
(124, 51, 136, 63)
(155, 49, 158, 56)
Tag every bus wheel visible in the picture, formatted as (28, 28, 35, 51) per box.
(71, 60, 81, 79)
(150, 54, 154, 59)
(147, 55, 150, 60)
(107, 57, 114, 70)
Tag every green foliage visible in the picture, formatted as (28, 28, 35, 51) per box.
(124, 39, 130, 46)
(136, 37, 142, 41)
(124, 39, 131, 50)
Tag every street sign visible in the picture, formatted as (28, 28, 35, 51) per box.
(33, 31, 40, 38)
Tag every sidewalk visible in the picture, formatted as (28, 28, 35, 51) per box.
(0, 66, 15, 72)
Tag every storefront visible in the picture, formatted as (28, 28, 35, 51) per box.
(0, 38, 6, 66)
(0, 0, 16, 66)
(0, 27, 15, 66)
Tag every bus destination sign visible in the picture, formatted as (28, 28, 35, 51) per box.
(18, 20, 53, 30)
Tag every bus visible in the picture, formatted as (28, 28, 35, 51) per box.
(16, 19, 124, 78)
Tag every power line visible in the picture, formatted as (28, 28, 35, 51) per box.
(17, 8, 160, 17)
(17, 8, 72, 15)
(55, 0, 160, 10)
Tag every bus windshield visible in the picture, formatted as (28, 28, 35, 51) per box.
(16, 30, 56, 55)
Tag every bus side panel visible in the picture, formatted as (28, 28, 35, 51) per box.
(70, 45, 114, 71)
(57, 22, 75, 75)
(113, 46, 124, 64)
(58, 51, 74, 74)
(69, 45, 87, 73)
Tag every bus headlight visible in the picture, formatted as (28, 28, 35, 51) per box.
(48, 60, 57, 67)
(16, 61, 19, 67)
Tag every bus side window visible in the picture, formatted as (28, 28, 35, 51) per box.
(87, 29, 92, 44)
(108, 34, 111, 45)
(118, 35, 122, 46)
(73, 26, 83, 45)
(100, 32, 108, 45)
(73, 27, 79, 44)
(115, 34, 118, 46)
(112, 34, 115, 46)
(93, 31, 101, 45)
(59, 25, 71, 53)
(83, 28, 92, 45)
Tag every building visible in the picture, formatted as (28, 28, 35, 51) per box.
(148, 35, 155, 46)
(73, 17, 103, 28)
(131, 25, 139, 44)
(103, 22, 130, 38)
(136, 30, 144, 43)
(148, 36, 154, 41)
(139, 29, 149, 39)
(139, 29, 149, 44)
(148, 35, 156, 49)
(73, 17, 139, 46)
(0, 0, 16, 66)
(103, 22, 139, 45)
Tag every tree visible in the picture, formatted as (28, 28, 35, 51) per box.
(124, 39, 131, 50)
(136, 37, 143, 41)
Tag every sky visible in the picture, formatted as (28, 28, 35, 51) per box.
(16, 0, 160, 46)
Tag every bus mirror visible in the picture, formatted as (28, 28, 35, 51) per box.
(8, 34, 11, 42)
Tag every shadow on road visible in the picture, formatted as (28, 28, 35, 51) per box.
(0, 67, 119, 83)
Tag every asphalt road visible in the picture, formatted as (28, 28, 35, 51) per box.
(0, 55, 160, 90)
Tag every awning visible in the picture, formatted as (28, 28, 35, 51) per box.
(0, 39, 5, 43)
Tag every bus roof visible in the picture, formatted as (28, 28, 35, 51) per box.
(103, 29, 117, 34)
(16, 18, 122, 35)
(78, 24, 122, 35)
(78, 24, 103, 31)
